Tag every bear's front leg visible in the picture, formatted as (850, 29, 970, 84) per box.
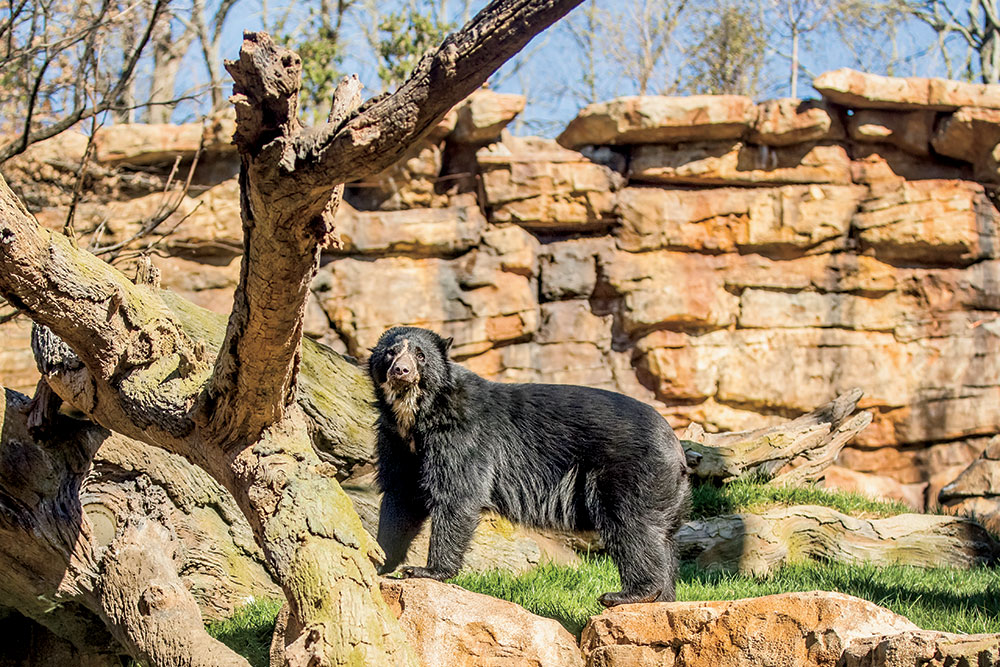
(376, 487, 429, 575)
(402, 501, 480, 580)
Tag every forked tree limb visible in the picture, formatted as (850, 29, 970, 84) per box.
(0, 2, 587, 662)
(205, 0, 585, 447)
(282, 0, 587, 202)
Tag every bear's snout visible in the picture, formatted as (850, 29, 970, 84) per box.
(389, 351, 419, 384)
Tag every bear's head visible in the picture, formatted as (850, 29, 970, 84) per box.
(368, 328, 454, 437)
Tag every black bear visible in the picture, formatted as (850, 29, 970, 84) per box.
(367, 325, 690, 606)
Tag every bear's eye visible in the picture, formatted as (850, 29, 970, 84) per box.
(416, 351, 425, 362)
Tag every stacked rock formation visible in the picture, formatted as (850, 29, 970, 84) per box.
(3, 69, 1000, 514)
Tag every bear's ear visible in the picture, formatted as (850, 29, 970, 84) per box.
(440, 336, 454, 354)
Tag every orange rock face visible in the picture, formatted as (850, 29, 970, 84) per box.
(7, 76, 1000, 493)
(581, 592, 919, 667)
(558, 95, 758, 148)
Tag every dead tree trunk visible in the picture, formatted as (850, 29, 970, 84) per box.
(0, 1, 585, 664)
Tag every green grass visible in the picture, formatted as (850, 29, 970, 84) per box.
(195, 558, 1000, 661)
(206, 597, 283, 667)
(689, 477, 911, 520)
(453, 556, 1000, 637)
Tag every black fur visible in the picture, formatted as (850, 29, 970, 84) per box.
(368, 326, 691, 606)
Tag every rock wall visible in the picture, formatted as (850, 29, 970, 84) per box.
(3, 69, 1000, 508)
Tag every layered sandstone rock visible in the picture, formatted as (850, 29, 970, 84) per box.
(629, 141, 852, 185)
(822, 465, 927, 512)
(478, 136, 622, 230)
(581, 591, 919, 667)
(749, 98, 840, 146)
(939, 436, 1000, 534)
(380, 579, 584, 667)
(814, 68, 1000, 110)
(6, 74, 1000, 498)
(450, 89, 527, 144)
(557, 95, 757, 148)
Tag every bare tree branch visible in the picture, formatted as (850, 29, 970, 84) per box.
(0, 0, 169, 162)
(269, 0, 587, 210)
(202, 0, 585, 447)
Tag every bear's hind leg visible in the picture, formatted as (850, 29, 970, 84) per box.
(595, 513, 669, 607)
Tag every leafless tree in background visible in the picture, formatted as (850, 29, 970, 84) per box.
(903, 0, 1000, 82)
(0, 0, 168, 161)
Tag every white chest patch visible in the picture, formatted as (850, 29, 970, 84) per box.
(382, 381, 421, 440)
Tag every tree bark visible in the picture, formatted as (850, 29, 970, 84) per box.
(0, 1, 585, 663)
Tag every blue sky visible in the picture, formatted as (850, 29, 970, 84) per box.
(171, 0, 969, 135)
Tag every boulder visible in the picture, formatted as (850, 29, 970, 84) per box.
(847, 109, 935, 156)
(940, 436, 1000, 533)
(94, 122, 207, 165)
(600, 250, 740, 332)
(720, 252, 898, 294)
(931, 107, 1000, 163)
(931, 106, 1000, 182)
(849, 144, 973, 184)
(842, 630, 1000, 667)
(749, 98, 840, 146)
(315, 254, 538, 357)
(941, 436, 1000, 500)
(480, 223, 541, 276)
(450, 89, 526, 144)
(380, 578, 585, 667)
(465, 301, 618, 389)
(841, 435, 992, 481)
(736, 288, 909, 331)
(478, 137, 621, 230)
(539, 238, 611, 300)
(713, 327, 1000, 422)
(581, 591, 919, 667)
(678, 506, 998, 575)
(346, 138, 446, 210)
(629, 142, 852, 186)
(814, 68, 1000, 110)
(557, 95, 757, 148)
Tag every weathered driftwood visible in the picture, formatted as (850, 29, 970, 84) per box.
(677, 505, 1000, 575)
(0, 387, 272, 664)
(682, 389, 872, 485)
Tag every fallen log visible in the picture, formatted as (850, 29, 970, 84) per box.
(678, 504, 1000, 575)
(682, 389, 872, 485)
